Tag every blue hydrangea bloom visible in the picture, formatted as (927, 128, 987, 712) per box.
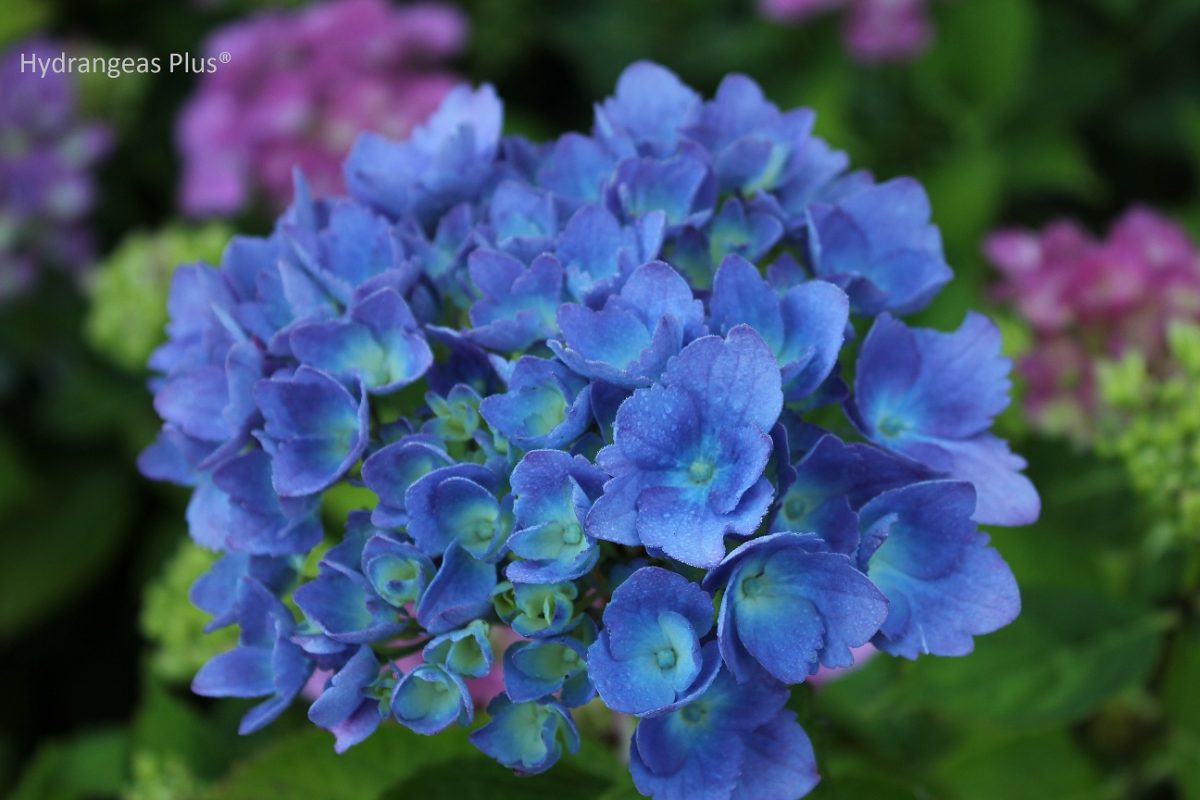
(588, 567, 720, 716)
(479, 356, 593, 450)
(858, 480, 1020, 658)
(404, 462, 506, 560)
(289, 287, 433, 393)
(307, 645, 386, 753)
(391, 663, 473, 735)
(345, 83, 503, 225)
(142, 61, 1038, 796)
(587, 326, 783, 568)
(503, 636, 594, 707)
(192, 578, 314, 735)
(703, 532, 888, 683)
(806, 178, 952, 315)
(254, 366, 369, 497)
(549, 260, 704, 388)
(466, 250, 563, 353)
(469, 696, 580, 775)
(505, 581, 580, 639)
(770, 433, 931, 555)
(506, 449, 606, 583)
(555, 203, 662, 303)
(630, 667, 818, 800)
(293, 555, 407, 644)
(423, 619, 493, 678)
(361, 533, 435, 608)
(187, 449, 323, 555)
(851, 312, 1040, 526)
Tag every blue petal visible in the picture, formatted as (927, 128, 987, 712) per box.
(776, 280, 849, 401)
(293, 569, 404, 644)
(211, 450, 323, 556)
(596, 61, 700, 156)
(705, 532, 888, 683)
(896, 434, 1041, 527)
(730, 710, 820, 800)
(405, 463, 498, 556)
(192, 646, 274, 698)
(154, 366, 232, 443)
(503, 637, 590, 704)
(536, 135, 616, 206)
(416, 544, 497, 635)
(470, 696, 579, 775)
(807, 178, 951, 315)
(710, 255, 784, 352)
(612, 154, 715, 230)
(361, 438, 452, 529)
(255, 367, 368, 497)
(467, 251, 563, 353)
(853, 314, 1038, 525)
(859, 481, 1020, 658)
(555, 204, 638, 302)
(391, 664, 473, 735)
(290, 289, 432, 394)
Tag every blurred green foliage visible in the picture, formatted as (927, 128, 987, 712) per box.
(4, 0, 1200, 798)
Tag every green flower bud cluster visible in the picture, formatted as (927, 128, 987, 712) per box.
(140, 539, 238, 683)
(85, 224, 230, 371)
(1097, 323, 1200, 542)
(123, 752, 203, 800)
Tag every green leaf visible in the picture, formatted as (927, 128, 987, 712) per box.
(132, 679, 274, 782)
(0, 427, 27, 514)
(0, 471, 133, 640)
(820, 587, 1171, 734)
(381, 755, 614, 800)
(1003, 132, 1103, 200)
(933, 730, 1104, 800)
(809, 752, 931, 800)
(208, 724, 477, 800)
(900, 586, 1171, 729)
(10, 728, 129, 800)
(1164, 625, 1200, 739)
(914, 0, 1035, 126)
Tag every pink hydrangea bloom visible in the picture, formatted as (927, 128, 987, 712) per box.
(760, 0, 933, 63)
(177, 0, 466, 215)
(987, 207, 1200, 439)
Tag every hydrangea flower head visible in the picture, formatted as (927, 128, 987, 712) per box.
(987, 206, 1200, 442)
(1, 39, 111, 300)
(142, 62, 1036, 798)
(177, 0, 466, 215)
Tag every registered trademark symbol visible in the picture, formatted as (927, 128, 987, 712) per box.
(219, 51, 232, 63)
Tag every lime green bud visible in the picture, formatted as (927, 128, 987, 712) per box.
(86, 224, 230, 372)
(140, 539, 237, 683)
